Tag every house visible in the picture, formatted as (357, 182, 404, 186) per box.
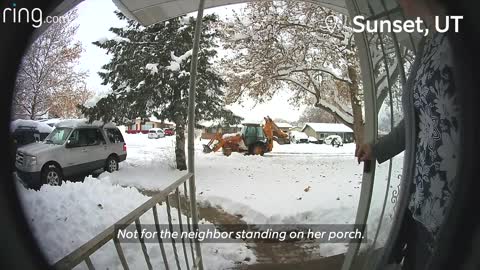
(274, 122, 293, 144)
(275, 122, 293, 133)
(301, 123, 354, 143)
(197, 121, 243, 140)
(127, 116, 175, 134)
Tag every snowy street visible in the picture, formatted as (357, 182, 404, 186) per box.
(16, 132, 402, 269)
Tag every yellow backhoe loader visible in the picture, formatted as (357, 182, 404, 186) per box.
(202, 116, 289, 156)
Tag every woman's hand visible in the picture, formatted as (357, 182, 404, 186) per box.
(355, 143, 374, 164)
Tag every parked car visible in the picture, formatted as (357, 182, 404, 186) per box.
(11, 119, 53, 153)
(164, 128, 175, 136)
(324, 135, 343, 147)
(148, 128, 165, 139)
(308, 136, 320, 144)
(290, 131, 309, 144)
(15, 120, 127, 188)
(37, 118, 62, 127)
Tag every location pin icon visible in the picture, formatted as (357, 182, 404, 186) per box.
(325, 15, 338, 33)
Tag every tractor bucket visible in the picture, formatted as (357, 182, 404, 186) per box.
(202, 144, 213, 153)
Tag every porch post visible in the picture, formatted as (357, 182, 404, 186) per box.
(341, 0, 378, 269)
(187, 0, 206, 269)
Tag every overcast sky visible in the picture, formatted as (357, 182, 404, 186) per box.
(74, 0, 305, 122)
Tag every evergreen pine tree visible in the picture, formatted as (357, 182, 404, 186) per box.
(81, 12, 241, 170)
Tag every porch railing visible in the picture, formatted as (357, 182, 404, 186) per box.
(54, 0, 206, 268)
(53, 173, 203, 270)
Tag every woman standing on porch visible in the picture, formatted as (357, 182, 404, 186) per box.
(355, 0, 461, 269)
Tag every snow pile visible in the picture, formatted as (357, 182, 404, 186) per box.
(10, 119, 54, 133)
(17, 177, 255, 269)
(17, 178, 148, 263)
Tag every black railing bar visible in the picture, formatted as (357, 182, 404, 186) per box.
(135, 218, 153, 270)
(176, 187, 191, 270)
(84, 256, 95, 270)
(113, 237, 130, 270)
(153, 205, 170, 270)
(193, 256, 202, 270)
(166, 196, 182, 270)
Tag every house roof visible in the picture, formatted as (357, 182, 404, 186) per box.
(301, 123, 353, 133)
(149, 116, 175, 125)
(135, 116, 175, 125)
(275, 122, 293, 129)
(197, 120, 243, 128)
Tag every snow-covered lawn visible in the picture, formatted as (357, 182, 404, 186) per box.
(16, 132, 402, 268)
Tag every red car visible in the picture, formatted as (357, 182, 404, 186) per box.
(164, 128, 175, 136)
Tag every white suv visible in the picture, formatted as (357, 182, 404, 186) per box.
(15, 120, 127, 188)
(148, 128, 165, 139)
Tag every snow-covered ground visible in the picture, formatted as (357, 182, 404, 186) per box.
(16, 132, 402, 268)
(17, 178, 255, 269)
(108, 134, 363, 225)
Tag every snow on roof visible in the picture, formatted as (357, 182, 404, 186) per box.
(275, 122, 293, 129)
(148, 115, 161, 123)
(55, 119, 117, 129)
(197, 120, 243, 128)
(197, 120, 216, 127)
(241, 118, 262, 125)
(290, 130, 309, 139)
(147, 116, 175, 125)
(10, 119, 54, 133)
(302, 123, 353, 133)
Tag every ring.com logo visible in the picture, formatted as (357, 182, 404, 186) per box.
(2, 2, 68, 28)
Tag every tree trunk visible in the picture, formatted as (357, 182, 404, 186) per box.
(174, 114, 187, 171)
(347, 65, 365, 143)
(30, 94, 37, 120)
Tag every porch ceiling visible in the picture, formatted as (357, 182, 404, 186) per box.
(113, 0, 393, 26)
(112, 0, 419, 49)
